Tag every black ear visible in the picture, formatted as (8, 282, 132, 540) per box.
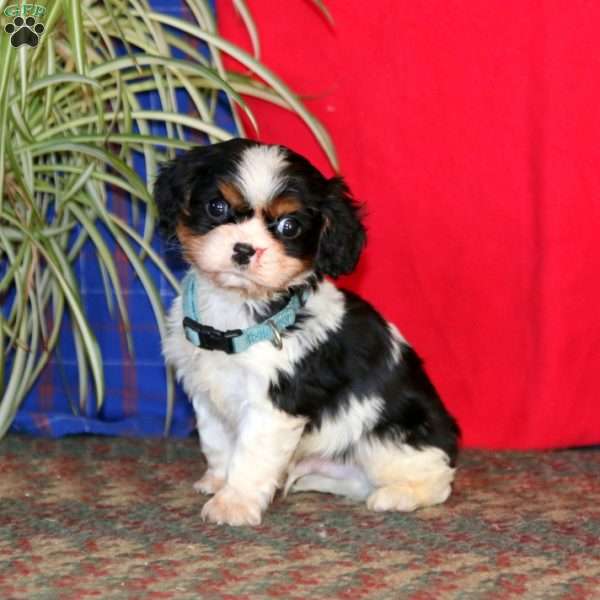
(315, 177, 366, 278)
(153, 158, 184, 240)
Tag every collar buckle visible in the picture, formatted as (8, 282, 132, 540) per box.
(183, 317, 242, 354)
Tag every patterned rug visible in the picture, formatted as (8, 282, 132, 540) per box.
(1, 435, 599, 599)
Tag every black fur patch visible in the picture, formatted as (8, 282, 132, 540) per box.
(268, 290, 460, 464)
(314, 177, 365, 278)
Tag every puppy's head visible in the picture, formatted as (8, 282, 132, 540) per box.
(155, 139, 365, 297)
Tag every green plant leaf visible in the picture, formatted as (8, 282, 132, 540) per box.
(307, 0, 335, 27)
(0, 0, 338, 440)
(233, 0, 261, 59)
(0, 33, 16, 210)
(68, 202, 134, 355)
(65, 0, 87, 75)
(2, 213, 105, 409)
(146, 12, 339, 169)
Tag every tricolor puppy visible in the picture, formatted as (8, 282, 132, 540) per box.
(157, 139, 459, 526)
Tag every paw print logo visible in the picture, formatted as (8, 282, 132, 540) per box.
(4, 16, 45, 48)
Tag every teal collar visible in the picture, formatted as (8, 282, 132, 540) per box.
(182, 272, 308, 354)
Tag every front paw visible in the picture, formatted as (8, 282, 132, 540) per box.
(193, 469, 225, 495)
(200, 487, 263, 526)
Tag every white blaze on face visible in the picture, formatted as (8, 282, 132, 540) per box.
(235, 145, 289, 209)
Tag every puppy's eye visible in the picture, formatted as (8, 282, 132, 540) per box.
(207, 198, 230, 222)
(276, 216, 302, 239)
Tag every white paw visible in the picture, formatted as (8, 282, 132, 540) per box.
(193, 470, 225, 495)
(367, 485, 420, 512)
(200, 487, 263, 526)
(366, 482, 451, 512)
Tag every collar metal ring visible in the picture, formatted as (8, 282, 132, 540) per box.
(267, 320, 283, 350)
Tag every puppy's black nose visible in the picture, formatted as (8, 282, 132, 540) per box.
(232, 242, 256, 266)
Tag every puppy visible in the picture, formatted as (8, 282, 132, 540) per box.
(157, 139, 459, 526)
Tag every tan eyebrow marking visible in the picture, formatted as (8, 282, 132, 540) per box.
(218, 181, 249, 212)
(266, 196, 303, 219)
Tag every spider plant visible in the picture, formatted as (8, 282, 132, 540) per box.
(0, 0, 336, 438)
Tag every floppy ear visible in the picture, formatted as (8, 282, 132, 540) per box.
(153, 146, 215, 240)
(315, 177, 366, 278)
(153, 158, 185, 240)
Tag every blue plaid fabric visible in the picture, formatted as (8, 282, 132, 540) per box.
(11, 0, 233, 438)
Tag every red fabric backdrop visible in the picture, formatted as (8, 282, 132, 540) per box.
(218, 1, 600, 449)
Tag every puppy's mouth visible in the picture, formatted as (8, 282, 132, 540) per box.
(207, 269, 278, 292)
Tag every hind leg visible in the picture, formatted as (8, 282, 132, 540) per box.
(357, 440, 455, 512)
(285, 457, 373, 500)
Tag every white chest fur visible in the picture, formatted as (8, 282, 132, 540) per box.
(162, 272, 345, 429)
